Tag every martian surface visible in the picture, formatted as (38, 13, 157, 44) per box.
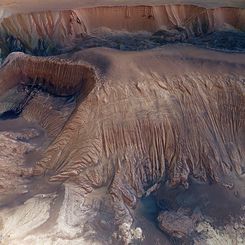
(0, 1, 244, 244)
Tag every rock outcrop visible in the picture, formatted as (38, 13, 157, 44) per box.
(158, 208, 201, 239)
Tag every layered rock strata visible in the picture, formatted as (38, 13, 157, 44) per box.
(0, 5, 244, 56)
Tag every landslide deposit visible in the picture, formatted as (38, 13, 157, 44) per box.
(0, 2, 244, 245)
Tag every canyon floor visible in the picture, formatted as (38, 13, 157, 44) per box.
(0, 1, 245, 245)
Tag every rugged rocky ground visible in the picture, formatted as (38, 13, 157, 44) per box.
(0, 1, 244, 245)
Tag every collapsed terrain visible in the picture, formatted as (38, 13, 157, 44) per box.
(0, 1, 244, 245)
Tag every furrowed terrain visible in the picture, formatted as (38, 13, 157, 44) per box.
(0, 1, 244, 245)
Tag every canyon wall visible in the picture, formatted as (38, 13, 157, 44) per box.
(0, 52, 96, 96)
(0, 2, 244, 244)
(0, 5, 244, 55)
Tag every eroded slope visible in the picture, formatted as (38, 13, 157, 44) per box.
(0, 2, 244, 245)
(0, 46, 244, 244)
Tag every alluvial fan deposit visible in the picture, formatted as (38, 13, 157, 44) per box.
(0, 1, 244, 245)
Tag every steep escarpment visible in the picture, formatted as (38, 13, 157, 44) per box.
(0, 46, 244, 244)
(0, 53, 97, 139)
(0, 5, 244, 57)
(0, 52, 97, 96)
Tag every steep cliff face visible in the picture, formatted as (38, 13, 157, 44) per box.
(0, 5, 244, 56)
(0, 52, 96, 96)
(0, 10, 86, 50)
(0, 46, 244, 244)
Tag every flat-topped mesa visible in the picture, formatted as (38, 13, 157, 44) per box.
(0, 5, 244, 54)
(0, 52, 97, 97)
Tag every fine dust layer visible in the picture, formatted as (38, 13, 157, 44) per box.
(0, 45, 244, 244)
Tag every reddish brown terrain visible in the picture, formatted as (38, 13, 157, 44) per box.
(0, 1, 244, 244)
